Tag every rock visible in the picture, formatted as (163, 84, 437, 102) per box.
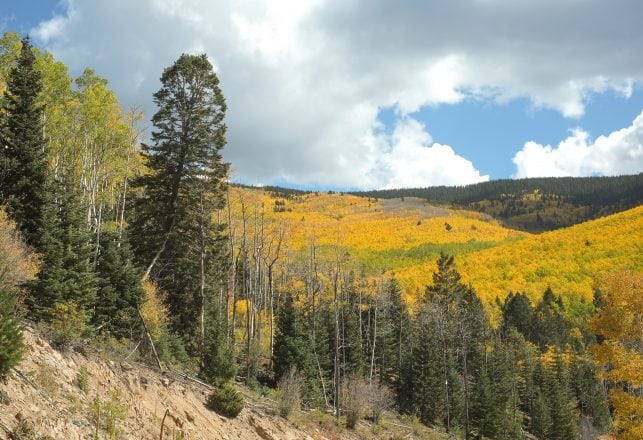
(121, 362, 133, 372)
(185, 410, 195, 423)
(0, 389, 11, 405)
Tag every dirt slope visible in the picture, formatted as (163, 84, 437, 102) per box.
(0, 327, 337, 440)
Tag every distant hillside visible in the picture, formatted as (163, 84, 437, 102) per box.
(350, 174, 643, 232)
(228, 186, 526, 273)
(229, 187, 641, 307)
(395, 205, 643, 305)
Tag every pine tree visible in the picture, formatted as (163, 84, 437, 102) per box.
(342, 302, 365, 375)
(546, 354, 580, 440)
(131, 53, 229, 358)
(29, 180, 97, 319)
(532, 287, 571, 349)
(0, 37, 48, 249)
(570, 356, 611, 433)
(402, 305, 450, 425)
(377, 278, 410, 389)
(501, 291, 534, 340)
(530, 386, 552, 439)
(273, 293, 314, 380)
(93, 231, 143, 339)
(0, 287, 23, 378)
(200, 298, 235, 384)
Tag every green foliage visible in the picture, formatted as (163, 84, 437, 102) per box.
(530, 387, 552, 440)
(48, 300, 88, 348)
(89, 389, 127, 438)
(200, 299, 235, 383)
(0, 287, 23, 378)
(154, 327, 191, 368)
(76, 366, 90, 394)
(374, 278, 410, 389)
(0, 36, 48, 249)
(354, 174, 643, 232)
(532, 287, 571, 349)
(205, 383, 244, 418)
(273, 292, 315, 382)
(130, 53, 229, 357)
(93, 231, 143, 339)
(501, 291, 534, 339)
(29, 180, 97, 320)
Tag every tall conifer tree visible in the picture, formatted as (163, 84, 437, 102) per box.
(0, 37, 47, 249)
(131, 53, 229, 361)
(29, 179, 97, 319)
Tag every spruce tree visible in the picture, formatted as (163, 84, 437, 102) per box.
(402, 305, 449, 425)
(547, 354, 580, 440)
(273, 292, 314, 380)
(570, 356, 611, 432)
(0, 287, 23, 378)
(533, 287, 571, 349)
(29, 180, 97, 319)
(93, 231, 143, 339)
(501, 291, 534, 340)
(0, 37, 48, 249)
(200, 298, 236, 384)
(130, 53, 229, 358)
(377, 278, 410, 389)
(530, 386, 553, 439)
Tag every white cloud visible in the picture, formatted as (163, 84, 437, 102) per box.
(513, 110, 643, 178)
(374, 118, 489, 189)
(28, 0, 643, 188)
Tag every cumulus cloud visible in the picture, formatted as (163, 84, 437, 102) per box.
(29, 0, 643, 188)
(513, 110, 643, 178)
(370, 118, 489, 188)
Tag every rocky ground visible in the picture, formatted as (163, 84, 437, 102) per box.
(0, 327, 444, 440)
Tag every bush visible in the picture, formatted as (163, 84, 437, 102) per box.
(205, 383, 244, 418)
(368, 381, 394, 424)
(341, 373, 370, 429)
(89, 389, 127, 438)
(49, 300, 87, 348)
(8, 418, 35, 440)
(0, 288, 24, 378)
(277, 367, 302, 418)
(76, 366, 89, 394)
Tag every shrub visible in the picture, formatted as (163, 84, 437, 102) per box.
(49, 300, 87, 348)
(89, 389, 127, 438)
(0, 288, 24, 378)
(341, 373, 369, 429)
(35, 365, 59, 396)
(8, 418, 35, 440)
(76, 366, 89, 394)
(277, 367, 302, 418)
(205, 383, 244, 418)
(0, 389, 11, 405)
(368, 381, 394, 424)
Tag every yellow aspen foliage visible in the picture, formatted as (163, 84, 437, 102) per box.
(0, 208, 38, 290)
(590, 271, 643, 439)
(139, 280, 169, 343)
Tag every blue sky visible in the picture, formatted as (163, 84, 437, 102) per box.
(2, 0, 642, 190)
(378, 89, 643, 179)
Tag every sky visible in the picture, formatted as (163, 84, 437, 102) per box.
(1, 0, 642, 190)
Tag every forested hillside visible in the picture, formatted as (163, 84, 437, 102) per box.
(352, 174, 643, 231)
(397, 205, 643, 305)
(1, 32, 641, 440)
